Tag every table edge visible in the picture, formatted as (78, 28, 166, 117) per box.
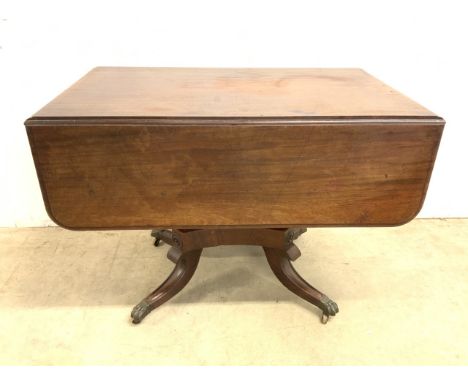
(25, 116, 445, 127)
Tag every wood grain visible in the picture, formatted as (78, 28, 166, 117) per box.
(26, 118, 443, 229)
(31, 67, 436, 118)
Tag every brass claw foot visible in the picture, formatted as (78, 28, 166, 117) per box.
(131, 301, 151, 324)
(319, 296, 339, 324)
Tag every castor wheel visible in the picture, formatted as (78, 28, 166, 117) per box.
(321, 313, 329, 324)
(150, 230, 163, 247)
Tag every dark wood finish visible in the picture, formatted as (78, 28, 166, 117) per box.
(263, 246, 338, 323)
(26, 120, 443, 229)
(132, 227, 337, 324)
(131, 248, 202, 324)
(25, 68, 444, 230)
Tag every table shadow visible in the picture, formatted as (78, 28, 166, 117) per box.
(0, 229, 331, 317)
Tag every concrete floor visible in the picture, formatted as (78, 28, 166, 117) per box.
(0, 219, 467, 365)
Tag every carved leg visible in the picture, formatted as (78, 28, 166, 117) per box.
(263, 246, 338, 323)
(131, 249, 202, 324)
(137, 228, 338, 325)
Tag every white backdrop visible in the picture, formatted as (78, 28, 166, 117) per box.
(1, 0, 467, 227)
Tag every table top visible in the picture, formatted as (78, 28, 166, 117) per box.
(32, 67, 437, 120)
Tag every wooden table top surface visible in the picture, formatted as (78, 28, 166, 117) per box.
(32, 67, 437, 120)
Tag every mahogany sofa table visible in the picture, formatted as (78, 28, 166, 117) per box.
(25, 67, 444, 324)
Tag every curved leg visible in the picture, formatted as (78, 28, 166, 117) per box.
(131, 249, 202, 324)
(167, 246, 182, 263)
(263, 247, 338, 323)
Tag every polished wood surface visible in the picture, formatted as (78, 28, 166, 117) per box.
(32, 67, 436, 118)
(26, 120, 443, 229)
(25, 68, 444, 230)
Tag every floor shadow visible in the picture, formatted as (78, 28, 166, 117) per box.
(0, 229, 328, 318)
(172, 261, 322, 315)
